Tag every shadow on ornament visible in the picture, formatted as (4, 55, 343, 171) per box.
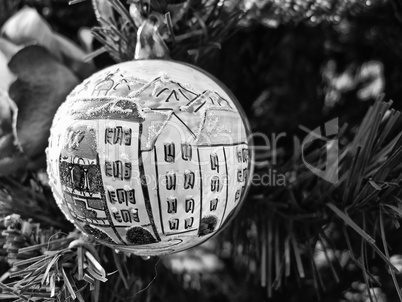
(84, 224, 116, 244)
(198, 215, 217, 237)
(125, 226, 158, 245)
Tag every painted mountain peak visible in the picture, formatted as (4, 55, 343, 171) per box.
(127, 76, 199, 110)
(179, 90, 234, 113)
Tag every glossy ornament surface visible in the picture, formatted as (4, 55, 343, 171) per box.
(47, 60, 252, 256)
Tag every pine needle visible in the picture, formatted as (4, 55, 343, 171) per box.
(326, 203, 376, 245)
(0, 216, 110, 302)
(379, 208, 402, 302)
(327, 203, 398, 272)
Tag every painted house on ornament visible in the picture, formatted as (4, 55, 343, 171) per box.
(51, 72, 249, 253)
(138, 86, 250, 250)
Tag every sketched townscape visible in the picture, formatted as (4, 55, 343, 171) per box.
(47, 63, 250, 255)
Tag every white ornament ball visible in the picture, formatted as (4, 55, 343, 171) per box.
(47, 60, 252, 256)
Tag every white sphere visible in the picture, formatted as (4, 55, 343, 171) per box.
(47, 60, 252, 256)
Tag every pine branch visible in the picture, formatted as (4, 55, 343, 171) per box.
(222, 99, 402, 300)
(85, 0, 244, 63)
(0, 175, 71, 231)
(0, 215, 108, 302)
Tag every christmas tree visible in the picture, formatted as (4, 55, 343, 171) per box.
(2, 0, 402, 301)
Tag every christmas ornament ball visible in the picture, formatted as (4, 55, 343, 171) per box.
(47, 60, 252, 256)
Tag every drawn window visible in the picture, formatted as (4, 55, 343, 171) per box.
(115, 188, 136, 205)
(131, 208, 140, 222)
(184, 171, 195, 189)
(185, 197, 195, 213)
(237, 169, 243, 182)
(242, 148, 249, 163)
(167, 197, 177, 214)
(243, 168, 248, 183)
(123, 128, 132, 146)
(211, 176, 220, 192)
(210, 153, 219, 172)
(164, 143, 175, 162)
(112, 210, 122, 223)
(121, 209, 132, 223)
(107, 190, 117, 204)
(165, 172, 177, 190)
(235, 187, 244, 202)
(117, 189, 127, 204)
(181, 143, 192, 161)
(185, 217, 194, 229)
(169, 218, 179, 230)
(126, 189, 136, 204)
(210, 198, 218, 211)
(237, 148, 243, 163)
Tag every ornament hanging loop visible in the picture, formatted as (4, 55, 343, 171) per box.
(134, 18, 170, 60)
